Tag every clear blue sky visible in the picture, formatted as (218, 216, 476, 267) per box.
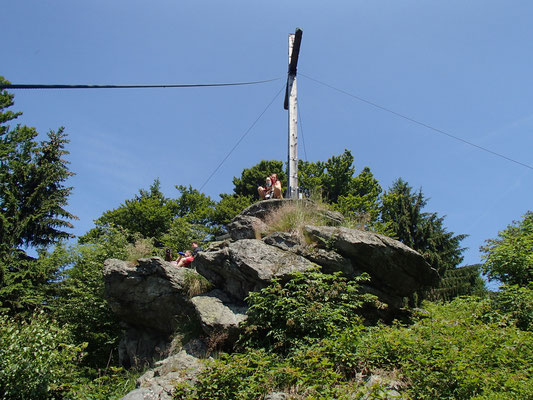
(3, 1, 532, 286)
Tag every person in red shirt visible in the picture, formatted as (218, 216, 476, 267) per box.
(173, 250, 194, 268)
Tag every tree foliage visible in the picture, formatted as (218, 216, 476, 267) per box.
(380, 178, 466, 274)
(54, 227, 137, 369)
(0, 248, 64, 316)
(424, 264, 487, 302)
(90, 179, 177, 243)
(298, 149, 355, 202)
(480, 211, 532, 286)
(298, 150, 384, 231)
(211, 193, 252, 227)
(0, 77, 76, 315)
(0, 79, 75, 252)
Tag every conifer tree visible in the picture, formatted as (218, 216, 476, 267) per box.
(0, 77, 76, 314)
(380, 178, 466, 275)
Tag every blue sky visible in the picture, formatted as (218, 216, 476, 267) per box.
(3, 1, 532, 286)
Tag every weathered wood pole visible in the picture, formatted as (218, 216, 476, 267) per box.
(285, 28, 302, 199)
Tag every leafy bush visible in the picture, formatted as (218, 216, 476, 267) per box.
(486, 284, 533, 331)
(239, 270, 376, 354)
(0, 313, 84, 399)
(64, 367, 139, 400)
(174, 280, 532, 399)
(174, 349, 358, 400)
(480, 210, 532, 286)
(349, 298, 533, 399)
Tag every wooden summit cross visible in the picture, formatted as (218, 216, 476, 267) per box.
(284, 28, 303, 199)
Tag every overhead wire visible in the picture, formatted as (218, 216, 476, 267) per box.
(198, 84, 286, 192)
(0, 78, 280, 90)
(300, 73, 533, 171)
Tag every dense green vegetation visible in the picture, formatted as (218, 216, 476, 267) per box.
(1, 79, 531, 399)
(174, 275, 532, 400)
(481, 211, 532, 286)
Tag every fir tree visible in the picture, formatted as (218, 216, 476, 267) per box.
(0, 77, 76, 314)
(380, 178, 466, 275)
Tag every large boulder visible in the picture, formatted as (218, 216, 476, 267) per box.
(191, 289, 248, 342)
(226, 215, 267, 241)
(104, 258, 210, 366)
(117, 325, 173, 369)
(304, 225, 439, 297)
(194, 239, 316, 301)
(263, 231, 356, 277)
(104, 257, 198, 334)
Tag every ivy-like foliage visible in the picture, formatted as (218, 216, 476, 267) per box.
(238, 270, 376, 355)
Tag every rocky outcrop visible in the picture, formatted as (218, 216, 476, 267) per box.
(104, 258, 197, 334)
(304, 225, 439, 298)
(194, 239, 316, 301)
(263, 231, 356, 276)
(108, 199, 437, 399)
(191, 289, 247, 343)
(120, 350, 205, 400)
(227, 198, 344, 240)
(103, 258, 244, 368)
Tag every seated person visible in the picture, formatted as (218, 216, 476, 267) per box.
(258, 174, 283, 200)
(258, 177, 273, 200)
(270, 174, 283, 199)
(191, 241, 203, 256)
(171, 250, 194, 268)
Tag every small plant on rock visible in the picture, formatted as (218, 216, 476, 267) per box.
(263, 200, 332, 242)
(183, 270, 212, 298)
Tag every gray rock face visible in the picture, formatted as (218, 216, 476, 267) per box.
(263, 232, 356, 276)
(104, 258, 212, 367)
(304, 225, 439, 297)
(104, 257, 197, 334)
(194, 239, 316, 300)
(118, 326, 172, 369)
(227, 215, 266, 241)
(239, 198, 290, 219)
(120, 350, 205, 400)
(191, 289, 248, 338)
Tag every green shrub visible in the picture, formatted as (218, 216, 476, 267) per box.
(64, 367, 140, 400)
(174, 349, 355, 400)
(489, 284, 533, 331)
(238, 270, 376, 355)
(350, 298, 533, 399)
(0, 313, 84, 400)
(174, 350, 287, 400)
